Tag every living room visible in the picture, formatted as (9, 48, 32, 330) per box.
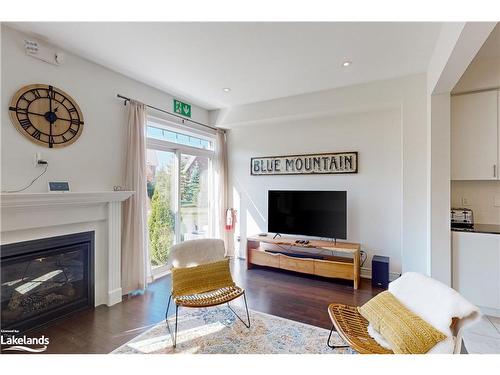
(1, 1, 500, 373)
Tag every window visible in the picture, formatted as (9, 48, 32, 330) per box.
(145, 117, 216, 277)
(147, 121, 213, 150)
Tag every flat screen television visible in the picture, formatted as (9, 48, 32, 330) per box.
(268, 190, 347, 239)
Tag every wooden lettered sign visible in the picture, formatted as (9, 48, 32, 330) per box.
(250, 152, 358, 176)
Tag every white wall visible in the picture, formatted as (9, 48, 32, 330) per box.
(451, 181, 500, 225)
(452, 56, 500, 93)
(1, 25, 209, 193)
(428, 93, 451, 284)
(228, 109, 402, 274)
(214, 74, 429, 276)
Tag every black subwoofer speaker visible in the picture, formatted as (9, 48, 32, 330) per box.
(372, 255, 389, 289)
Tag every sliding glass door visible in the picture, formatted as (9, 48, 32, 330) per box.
(146, 118, 215, 276)
(146, 149, 176, 269)
(180, 153, 211, 241)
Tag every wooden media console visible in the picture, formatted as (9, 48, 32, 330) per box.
(246, 235, 361, 289)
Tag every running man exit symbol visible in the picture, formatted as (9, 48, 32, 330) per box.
(173, 99, 191, 118)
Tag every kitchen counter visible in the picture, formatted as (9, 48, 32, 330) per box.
(452, 229, 500, 313)
(452, 223, 500, 235)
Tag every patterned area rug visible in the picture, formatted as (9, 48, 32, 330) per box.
(112, 306, 355, 354)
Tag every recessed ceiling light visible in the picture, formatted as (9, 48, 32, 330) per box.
(342, 61, 352, 67)
(222, 88, 231, 92)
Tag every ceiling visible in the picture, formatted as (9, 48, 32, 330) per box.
(9, 22, 442, 110)
(475, 22, 500, 59)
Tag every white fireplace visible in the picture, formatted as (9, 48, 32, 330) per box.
(0, 191, 134, 307)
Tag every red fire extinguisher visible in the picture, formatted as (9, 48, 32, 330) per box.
(225, 208, 237, 231)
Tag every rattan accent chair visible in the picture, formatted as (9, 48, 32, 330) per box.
(327, 303, 393, 354)
(165, 239, 250, 348)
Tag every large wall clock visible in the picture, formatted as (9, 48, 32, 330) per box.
(9, 84, 84, 148)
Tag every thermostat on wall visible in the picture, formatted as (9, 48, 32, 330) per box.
(48, 181, 70, 192)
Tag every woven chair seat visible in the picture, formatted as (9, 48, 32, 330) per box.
(328, 303, 393, 354)
(174, 286, 245, 308)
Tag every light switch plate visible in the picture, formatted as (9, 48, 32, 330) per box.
(494, 196, 500, 207)
(461, 197, 471, 206)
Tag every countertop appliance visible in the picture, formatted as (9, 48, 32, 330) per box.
(451, 208, 474, 229)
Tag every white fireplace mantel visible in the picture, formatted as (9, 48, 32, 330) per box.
(1, 191, 134, 307)
(0, 191, 134, 208)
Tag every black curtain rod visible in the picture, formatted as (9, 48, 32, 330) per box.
(116, 94, 222, 133)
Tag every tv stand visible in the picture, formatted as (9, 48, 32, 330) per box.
(246, 235, 361, 289)
(273, 233, 282, 239)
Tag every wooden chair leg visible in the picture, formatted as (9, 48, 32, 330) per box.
(327, 324, 349, 349)
(227, 291, 251, 328)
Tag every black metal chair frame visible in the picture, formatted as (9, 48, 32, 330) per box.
(165, 290, 251, 348)
(326, 324, 350, 350)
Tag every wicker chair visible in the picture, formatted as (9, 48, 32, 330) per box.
(327, 274, 470, 354)
(165, 239, 250, 348)
(327, 303, 393, 354)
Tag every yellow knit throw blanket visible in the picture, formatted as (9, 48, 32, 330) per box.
(358, 291, 447, 354)
(171, 258, 235, 298)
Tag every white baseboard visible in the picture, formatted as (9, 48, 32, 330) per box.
(478, 305, 500, 318)
(107, 288, 123, 306)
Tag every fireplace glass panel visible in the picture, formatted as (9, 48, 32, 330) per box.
(1, 233, 94, 331)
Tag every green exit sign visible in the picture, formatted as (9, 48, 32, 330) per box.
(173, 99, 191, 118)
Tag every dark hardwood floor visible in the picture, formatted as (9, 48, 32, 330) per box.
(8, 259, 383, 354)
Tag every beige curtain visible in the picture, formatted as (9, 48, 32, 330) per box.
(121, 100, 150, 294)
(215, 129, 232, 255)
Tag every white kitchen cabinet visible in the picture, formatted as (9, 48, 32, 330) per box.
(452, 231, 500, 312)
(451, 90, 499, 180)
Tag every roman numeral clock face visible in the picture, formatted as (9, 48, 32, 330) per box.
(9, 84, 84, 148)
